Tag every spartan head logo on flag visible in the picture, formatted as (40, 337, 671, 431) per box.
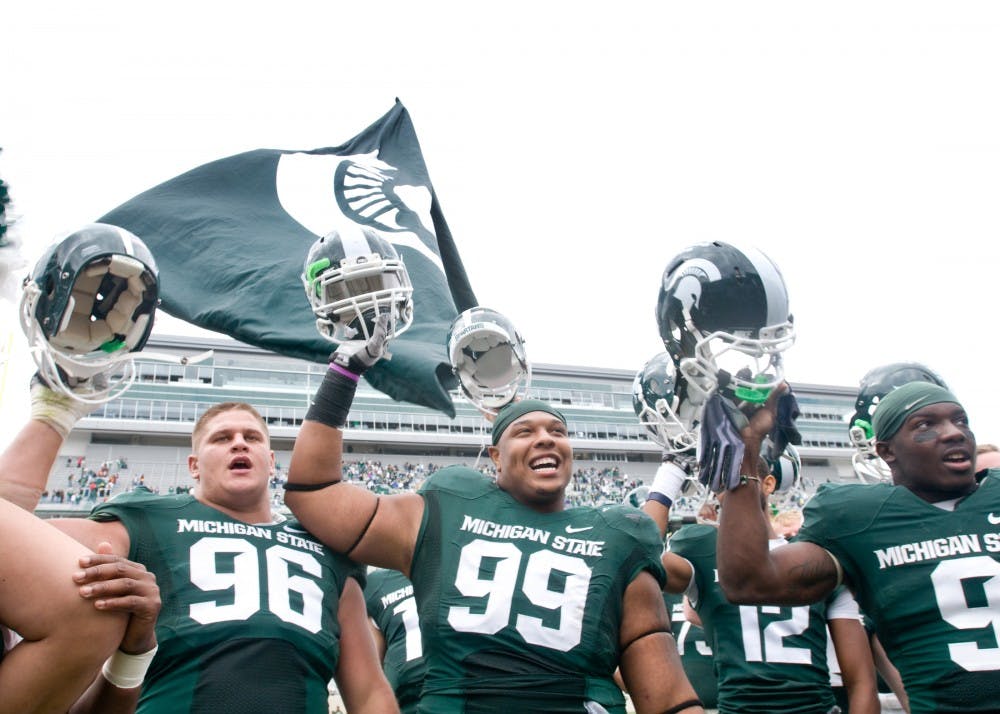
(99, 100, 478, 416)
(276, 151, 447, 279)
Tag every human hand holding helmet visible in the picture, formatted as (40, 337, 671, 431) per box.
(764, 388, 802, 464)
(331, 311, 392, 378)
(698, 385, 785, 493)
(29, 371, 105, 439)
(302, 226, 413, 345)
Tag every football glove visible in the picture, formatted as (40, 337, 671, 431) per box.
(697, 392, 748, 492)
(330, 311, 391, 377)
(764, 388, 802, 463)
(30, 371, 105, 439)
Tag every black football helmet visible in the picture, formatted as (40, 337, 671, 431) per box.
(655, 241, 795, 405)
(302, 225, 413, 343)
(632, 352, 697, 453)
(848, 362, 948, 483)
(447, 307, 530, 413)
(19, 223, 159, 403)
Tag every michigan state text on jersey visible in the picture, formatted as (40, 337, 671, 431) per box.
(410, 467, 666, 713)
(92, 491, 364, 713)
(717, 382, 999, 713)
(797, 478, 1000, 712)
(287, 392, 706, 713)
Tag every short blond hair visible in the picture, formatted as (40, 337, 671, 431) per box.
(192, 402, 269, 450)
(772, 508, 804, 537)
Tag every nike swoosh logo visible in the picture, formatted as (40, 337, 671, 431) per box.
(903, 399, 922, 411)
(283, 525, 309, 534)
(988, 513, 1000, 525)
(565, 525, 593, 534)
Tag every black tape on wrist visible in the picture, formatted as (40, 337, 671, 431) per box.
(306, 367, 359, 428)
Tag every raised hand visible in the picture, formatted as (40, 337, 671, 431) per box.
(331, 311, 391, 377)
(697, 393, 749, 492)
(30, 371, 106, 439)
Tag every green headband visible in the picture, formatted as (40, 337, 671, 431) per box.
(491, 399, 567, 446)
(872, 381, 961, 441)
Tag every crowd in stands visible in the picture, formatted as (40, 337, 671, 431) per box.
(40, 456, 815, 524)
(40, 455, 722, 516)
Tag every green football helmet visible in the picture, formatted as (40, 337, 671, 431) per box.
(19, 224, 159, 403)
(302, 225, 413, 344)
(655, 241, 795, 406)
(848, 362, 948, 483)
(632, 352, 697, 453)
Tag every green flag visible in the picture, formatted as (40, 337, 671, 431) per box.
(99, 100, 477, 416)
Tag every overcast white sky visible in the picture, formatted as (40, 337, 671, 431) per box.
(2, 1, 1000, 450)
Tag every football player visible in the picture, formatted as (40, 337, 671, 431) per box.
(2, 396, 397, 714)
(847, 362, 949, 483)
(285, 322, 704, 712)
(364, 568, 426, 714)
(646, 459, 878, 714)
(2, 226, 397, 713)
(715, 381, 1000, 713)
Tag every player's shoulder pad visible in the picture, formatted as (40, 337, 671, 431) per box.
(90, 490, 190, 518)
(801, 481, 892, 539)
(668, 522, 717, 557)
(417, 465, 494, 498)
(595, 503, 663, 549)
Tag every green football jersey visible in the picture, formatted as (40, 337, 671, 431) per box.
(797, 478, 1000, 713)
(365, 568, 426, 714)
(91, 492, 364, 714)
(670, 523, 836, 714)
(411, 467, 666, 714)
(662, 591, 718, 709)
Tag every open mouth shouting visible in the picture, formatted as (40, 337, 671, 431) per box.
(228, 455, 254, 473)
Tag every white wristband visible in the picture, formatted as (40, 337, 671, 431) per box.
(648, 461, 688, 505)
(102, 645, 158, 689)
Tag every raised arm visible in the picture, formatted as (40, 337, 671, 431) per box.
(284, 315, 423, 574)
(714, 387, 840, 605)
(0, 378, 97, 511)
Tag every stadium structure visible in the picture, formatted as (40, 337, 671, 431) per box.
(39, 333, 860, 517)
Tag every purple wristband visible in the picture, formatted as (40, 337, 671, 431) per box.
(329, 362, 360, 383)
